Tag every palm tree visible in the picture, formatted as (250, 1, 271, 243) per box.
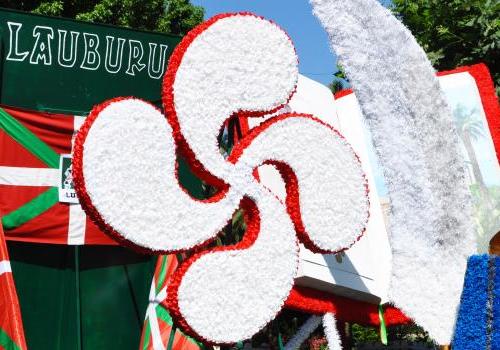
(453, 104, 488, 196)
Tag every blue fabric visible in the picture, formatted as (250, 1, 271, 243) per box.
(492, 256, 500, 350)
(453, 255, 489, 350)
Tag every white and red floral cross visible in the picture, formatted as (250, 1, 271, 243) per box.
(73, 13, 369, 344)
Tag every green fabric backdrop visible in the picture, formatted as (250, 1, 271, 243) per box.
(8, 243, 155, 350)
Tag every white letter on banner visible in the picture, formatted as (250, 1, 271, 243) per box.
(147, 43, 168, 79)
(105, 36, 126, 74)
(126, 40, 146, 76)
(29, 26, 54, 65)
(80, 33, 100, 70)
(6, 22, 29, 62)
(58, 30, 79, 68)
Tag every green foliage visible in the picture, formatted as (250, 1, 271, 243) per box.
(388, 324, 435, 345)
(157, 0, 204, 36)
(352, 323, 437, 347)
(329, 64, 349, 94)
(352, 323, 380, 344)
(392, 0, 500, 95)
(329, 79, 345, 94)
(0, 0, 204, 35)
(31, 0, 64, 16)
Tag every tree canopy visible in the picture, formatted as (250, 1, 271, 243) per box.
(0, 0, 204, 36)
(392, 0, 499, 94)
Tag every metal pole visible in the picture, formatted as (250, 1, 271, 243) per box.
(166, 324, 177, 350)
(75, 245, 82, 350)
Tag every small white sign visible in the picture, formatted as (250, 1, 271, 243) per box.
(58, 154, 79, 203)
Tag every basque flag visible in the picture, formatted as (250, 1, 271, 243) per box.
(0, 105, 114, 245)
(0, 215, 27, 350)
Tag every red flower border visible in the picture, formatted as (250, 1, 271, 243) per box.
(286, 286, 411, 326)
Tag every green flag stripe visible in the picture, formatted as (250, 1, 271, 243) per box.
(0, 107, 59, 169)
(155, 306, 202, 348)
(378, 304, 388, 345)
(0, 329, 21, 350)
(142, 321, 151, 350)
(2, 187, 59, 230)
(155, 305, 173, 326)
(155, 255, 169, 295)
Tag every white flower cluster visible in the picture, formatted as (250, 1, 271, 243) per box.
(323, 313, 342, 350)
(172, 15, 299, 181)
(310, 0, 476, 344)
(82, 99, 240, 252)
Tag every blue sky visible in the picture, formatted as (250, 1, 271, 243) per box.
(191, 0, 392, 87)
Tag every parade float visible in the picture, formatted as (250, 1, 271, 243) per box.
(0, 0, 499, 349)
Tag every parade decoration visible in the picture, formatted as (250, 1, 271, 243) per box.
(285, 285, 409, 327)
(73, 13, 369, 344)
(453, 255, 500, 349)
(0, 106, 113, 245)
(494, 258, 500, 349)
(310, 0, 477, 344)
(0, 216, 27, 350)
(0, 0, 488, 346)
(454, 65, 500, 162)
(331, 62, 500, 346)
(332, 63, 500, 254)
(453, 255, 490, 349)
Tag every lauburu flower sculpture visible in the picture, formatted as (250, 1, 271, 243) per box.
(73, 13, 369, 344)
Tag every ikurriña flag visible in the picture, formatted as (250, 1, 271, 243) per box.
(0, 105, 114, 245)
(0, 214, 27, 350)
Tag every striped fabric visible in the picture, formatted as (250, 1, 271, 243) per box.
(0, 216, 27, 350)
(0, 105, 114, 245)
(139, 255, 203, 350)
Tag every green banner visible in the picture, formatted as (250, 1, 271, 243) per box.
(0, 8, 181, 114)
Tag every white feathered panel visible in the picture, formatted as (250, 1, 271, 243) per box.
(310, 0, 476, 344)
